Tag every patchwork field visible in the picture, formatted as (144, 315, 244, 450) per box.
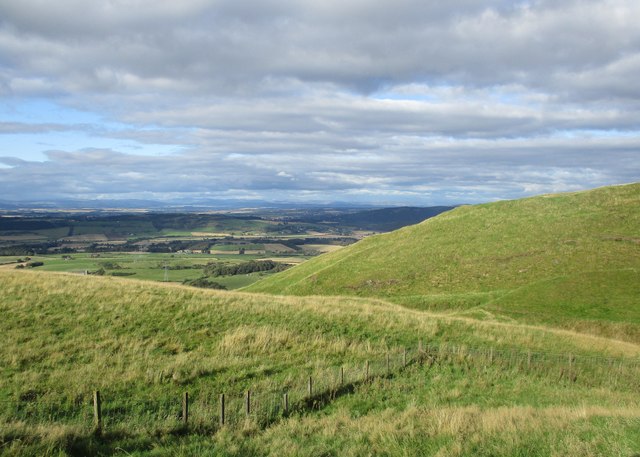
(0, 251, 304, 289)
(0, 210, 359, 291)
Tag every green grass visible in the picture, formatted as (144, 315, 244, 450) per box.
(2, 184, 640, 455)
(212, 271, 277, 289)
(1, 270, 640, 455)
(246, 183, 640, 342)
(0, 252, 297, 290)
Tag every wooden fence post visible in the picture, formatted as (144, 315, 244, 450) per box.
(340, 366, 344, 386)
(386, 352, 390, 375)
(283, 392, 289, 416)
(219, 393, 225, 426)
(403, 348, 407, 367)
(308, 376, 313, 398)
(245, 390, 251, 417)
(182, 392, 189, 426)
(93, 390, 102, 433)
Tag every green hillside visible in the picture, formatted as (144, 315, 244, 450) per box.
(2, 270, 640, 456)
(246, 183, 640, 341)
(3, 184, 640, 455)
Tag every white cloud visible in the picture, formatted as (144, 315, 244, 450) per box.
(0, 0, 638, 204)
(277, 171, 295, 179)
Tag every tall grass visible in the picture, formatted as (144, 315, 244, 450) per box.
(2, 270, 640, 455)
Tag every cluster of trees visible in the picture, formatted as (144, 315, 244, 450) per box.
(181, 259, 289, 290)
(0, 218, 61, 231)
(182, 277, 227, 289)
(15, 261, 43, 269)
(145, 241, 192, 253)
(203, 260, 289, 277)
(157, 264, 205, 270)
(0, 243, 55, 256)
(86, 242, 138, 253)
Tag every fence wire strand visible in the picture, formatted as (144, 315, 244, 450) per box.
(2, 342, 639, 432)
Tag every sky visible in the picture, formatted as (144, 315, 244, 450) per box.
(0, 0, 639, 207)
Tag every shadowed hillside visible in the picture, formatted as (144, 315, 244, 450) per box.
(300, 206, 455, 231)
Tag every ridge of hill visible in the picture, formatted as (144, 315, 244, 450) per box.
(246, 183, 640, 342)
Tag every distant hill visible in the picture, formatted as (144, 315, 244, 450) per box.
(246, 183, 640, 342)
(309, 206, 455, 231)
(0, 213, 258, 239)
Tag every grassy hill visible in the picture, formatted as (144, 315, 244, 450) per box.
(246, 183, 640, 342)
(3, 184, 640, 455)
(1, 270, 640, 456)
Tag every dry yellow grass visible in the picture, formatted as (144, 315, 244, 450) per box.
(258, 404, 640, 457)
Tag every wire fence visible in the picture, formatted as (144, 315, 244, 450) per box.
(1, 342, 639, 436)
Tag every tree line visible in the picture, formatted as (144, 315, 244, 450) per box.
(203, 260, 289, 277)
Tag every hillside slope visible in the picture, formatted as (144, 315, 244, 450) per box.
(2, 270, 640, 455)
(246, 183, 640, 340)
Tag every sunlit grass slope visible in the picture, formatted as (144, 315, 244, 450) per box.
(246, 183, 640, 341)
(2, 270, 640, 455)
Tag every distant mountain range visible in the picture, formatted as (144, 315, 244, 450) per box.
(0, 198, 385, 212)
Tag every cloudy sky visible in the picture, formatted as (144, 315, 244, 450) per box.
(0, 0, 639, 206)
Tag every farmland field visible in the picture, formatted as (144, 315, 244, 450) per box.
(0, 251, 302, 289)
(0, 209, 373, 290)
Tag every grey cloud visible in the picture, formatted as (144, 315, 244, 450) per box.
(0, 1, 211, 38)
(0, 121, 72, 134)
(0, 156, 28, 166)
(0, 0, 638, 204)
(123, 91, 638, 143)
(1, 129, 635, 203)
(2, 0, 639, 98)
